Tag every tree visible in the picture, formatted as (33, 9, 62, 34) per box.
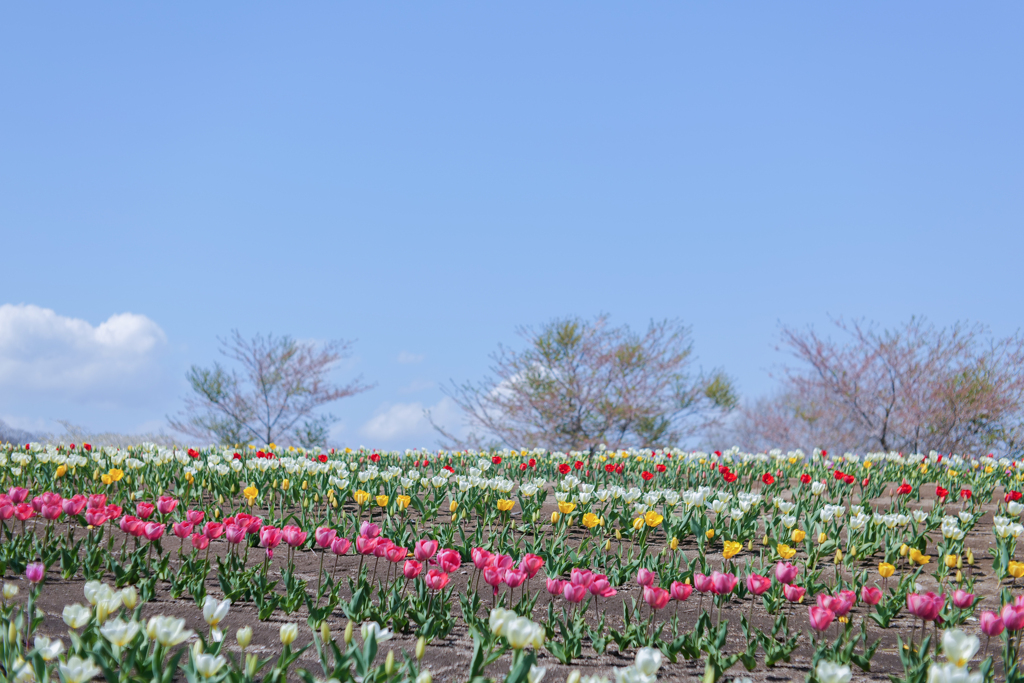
(431, 315, 736, 451)
(726, 318, 1024, 455)
(169, 331, 373, 448)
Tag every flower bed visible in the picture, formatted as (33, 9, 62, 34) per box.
(0, 443, 1020, 682)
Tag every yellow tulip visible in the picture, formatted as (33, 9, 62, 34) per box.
(243, 485, 259, 504)
(551, 511, 560, 524)
(632, 517, 645, 531)
(791, 529, 806, 543)
(55, 465, 67, 478)
(449, 500, 458, 513)
(722, 541, 742, 559)
(558, 501, 577, 515)
(706, 529, 715, 540)
(353, 490, 370, 506)
(582, 513, 600, 529)
(1008, 561, 1024, 579)
(834, 548, 844, 563)
(878, 562, 895, 578)
(396, 495, 411, 511)
(670, 537, 679, 551)
(644, 511, 664, 528)
(776, 544, 797, 560)
(496, 499, 515, 512)
(899, 544, 909, 557)
(818, 532, 827, 544)
(945, 554, 958, 569)
(101, 474, 113, 485)
(376, 495, 389, 508)
(108, 468, 124, 482)
(281, 479, 290, 491)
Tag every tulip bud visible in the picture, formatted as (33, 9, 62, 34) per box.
(567, 672, 581, 683)
(670, 537, 679, 551)
(344, 621, 354, 645)
(385, 650, 395, 675)
(416, 635, 426, 660)
(449, 500, 458, 513)
(321, 621, 331, 643)
(899, 544, 909, 557)
(604, 539, 611, 551)
(415, 671, 433, 683)
(955, 570, 963, 582)
(747, 539, 753, 551)
(762, 534, 769, 546)
(245, 654, 259, 679)
(834, 549, 843, 563)
(615, 528, 622, 540)
(121, 586, 138, 610)
(531, 511, 539, 523)
(237, 626, 253, 649)
(551, 512, 560, 524)
(192, 640, 204, 658)
(818, 532, 827, 544)
(9, 620, 17, 642)
(945, 554, 958, 569)
(966, 549, 974, 565)
(3, 583, 18, 600)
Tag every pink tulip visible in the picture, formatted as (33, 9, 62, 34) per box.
(87, 494, 107, 510)
(861, 586, 883, 606)
(693, 572, 713, 593)
(643, 586, 671, 610)
(436, 548, 461, 573)
(783, 584, 806, 603)
(314, 527, 337, 549)
(774, 561, 799, 584)
(519, 553, 544, 579)
(191, 533, 210, 550)
(41, 504, 62, 521)
(809, 605, 835, 631)
(1001, 603, 1024, 632)
(225, 525, 246, 544)
(386, 546, 409, 563)
(143, 522, 165, 541)
(173, 522, 194, 539)
(952, 590, 975, 609)
(185, 510, 205, 525)
(590, 576, 617, 598)
(0, 503, 13, 520)
(14, 504, 35, 521)
(710, 571, 738, 596)
(120, 516, 142, 536)
(330, 537, 351, 556)
(156, 496, 178, 515)
(63, 495, 87, 516)
(907, 592, 943, 622)
(571, 568, 595, 588)
(8, 487, 29, 504)
(414, 539, 439, 561)
(373, 539, 393, 558)
(25, 563, 44, 584)
(491, 554, 514, 571)
(746, 573, 772, 596)
(282, 525, 307, 548)
(483, 567, 503, 590)
(504, 567, 527, 589)
(425, 569, 450, 591)
(355, 536, 379, 555)
(105, 505, 122, 520)
(546, 578, 566, 596)
(136, 502, 155, 519)
(471, 547, 492, 570)
(981, 611, 1005, 637)
(260, 526, 283, 549)
(637, 568, 656, 587)
(404, 560, 423, 579)
(205, 522, 225, 539)
(84, 510, 108, 526)
(671, 581, 693, 601)
(360, 521, 381, 538)
(563, 583, 587, 603)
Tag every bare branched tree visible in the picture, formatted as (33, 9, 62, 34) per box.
(168, 331, 373, 447)
(431, 316, 736, 451)
(726, 318, 1024, 455)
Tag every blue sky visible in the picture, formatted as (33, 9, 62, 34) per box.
(1, 3, 1021, 449)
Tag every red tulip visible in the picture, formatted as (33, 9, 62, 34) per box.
(403, 560, 423, 579)
(1001, 603, 1024, 632)
(643, 586, 671, 610)
(8, 487, 29, 504)
(670, 581, 693, 601)
(861, 586, 883, 606)
(589, 576, 617, 598)
(571, 568, 595, 588)
(425, 569, 450, 591)
(86, 494, 106, 510)
(225, 525, 246, 544)
(14, 504, 35, 521)
(282, 525, 307, 548)
(710, 571, 738, 596)
(414, 539, 439, 562)
(746, 573, 772, 595)
(471, 547, 492, 570)
(808, 605, 835, 631)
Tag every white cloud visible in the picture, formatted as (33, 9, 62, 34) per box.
(359, 397, 461, 443)
(0, 304, 167, 404)
(397, 351, 425, 364)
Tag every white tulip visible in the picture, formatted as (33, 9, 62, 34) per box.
(33, 636, 64, 661)
(60, 656, 102, 683)
(942, 629, 980, 668)
(194, 653, 228, 679)
(203, 596, 231, 629)
(147, 615, 194, 647)
(100, 618, 141, 647)
(62, 604, 92, 629)
(360, 621, 393, 643)
(635, 647, 663, 677)
(527, 664, 547, 683)
(814, 660, 851, 683)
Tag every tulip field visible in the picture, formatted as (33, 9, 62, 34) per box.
(1, 444, 1023, 683)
